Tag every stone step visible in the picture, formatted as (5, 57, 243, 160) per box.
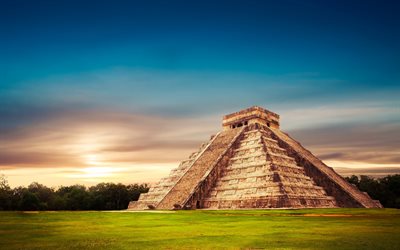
(204, 193, 337, 201)
(269, 156, 297, 165)
(240, 136, 278, 144)
(142, 190, 170, 196)
(233, 144, 264, 152)
(220, 172, 274, 181)
(262, 139, 281, 148)
(280, 182, 325, 190)
(230, 152, 266, 161)
(225, 162, 270, 171)
(228, 160, 270, 169)
(265, 144, 286, 152)
(271, 163, 304, 171)
(239, 140, 263, 148)
(212, 183, 281, 191)
(262, 137, 279, 144)
(274, 172, 313, 181)
(268, 152, 295, 160)
(234, 148, 265, 156)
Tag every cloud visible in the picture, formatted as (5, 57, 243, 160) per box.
(0, 68, 399, 186)
(3, 67, 399, 119)
(278, 103, 400, 130)
(288, 121, 400, 165)
(0, 151, 79, 166)
(0, 106, 218, 169)
(326, 160, 400, 177)
(336, 167, 400, 177)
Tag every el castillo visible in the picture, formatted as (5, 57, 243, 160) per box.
(129, 106, 382, 210)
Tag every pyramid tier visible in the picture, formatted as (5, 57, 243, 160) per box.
(203, 196, 337, 209)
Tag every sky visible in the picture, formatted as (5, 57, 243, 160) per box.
(0, 0, 399, 187)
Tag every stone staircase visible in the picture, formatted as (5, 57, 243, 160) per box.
(128, 138, 212, 210)
(203, 126, 337, 209)
(155, 127, 244, 210)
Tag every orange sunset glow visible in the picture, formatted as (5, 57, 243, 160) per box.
(1, 1, 399, 188)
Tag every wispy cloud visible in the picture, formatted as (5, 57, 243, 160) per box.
(0, 68, 399, 186)
(289, 122, 400, 165)
(0, 107, 217, 168)
(3, 68, 398, 117)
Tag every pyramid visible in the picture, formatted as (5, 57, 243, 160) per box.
(128, 106, 382, 209)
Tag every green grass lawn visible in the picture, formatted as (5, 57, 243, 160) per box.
(0, 209, 399, 249)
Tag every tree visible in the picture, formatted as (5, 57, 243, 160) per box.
(92, 183, 129, 210)
(19, 190, 40, 211)
(0, 174, 12, 210)
(127, 183, 149, 202)
(0, 174, 9, 189)
(56, 185, 91, 210)
(345, 174, 400, 208)
(358, 175, 382, 200)
(346, 175, 359, 185)
(88, 183, 149, 210)
(0, 179, 151, 211)
(379, 175, 400, 208)
(28, 182, 55, 210)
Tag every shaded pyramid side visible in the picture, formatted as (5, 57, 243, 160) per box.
(202, 125, 337, 209)
(269, 128, 383, 208)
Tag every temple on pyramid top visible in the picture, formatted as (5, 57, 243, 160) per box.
(129, 106, 382, 210)
(222, 106, 280, 130)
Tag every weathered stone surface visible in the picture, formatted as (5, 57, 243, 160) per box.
(128, 106, 382, 210)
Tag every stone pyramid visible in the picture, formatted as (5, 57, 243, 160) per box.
(128, 106, 382, 209)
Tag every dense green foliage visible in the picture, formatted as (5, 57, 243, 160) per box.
(0, 175, 148, 211)
(0, 209, 399, 249)
(345, 174, 400, 208)
(1, 174, 399, 210)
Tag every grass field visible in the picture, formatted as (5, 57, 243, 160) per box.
(0, 209, 399, 249)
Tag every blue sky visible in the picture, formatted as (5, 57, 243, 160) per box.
(0, 0, 399, 186)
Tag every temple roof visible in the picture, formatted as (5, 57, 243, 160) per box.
(222, 106, 280, 130)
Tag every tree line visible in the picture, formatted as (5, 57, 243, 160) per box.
(0, 174, 399, 210)
(0, 175, 149, 211)
(345, 174, 400, 208)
